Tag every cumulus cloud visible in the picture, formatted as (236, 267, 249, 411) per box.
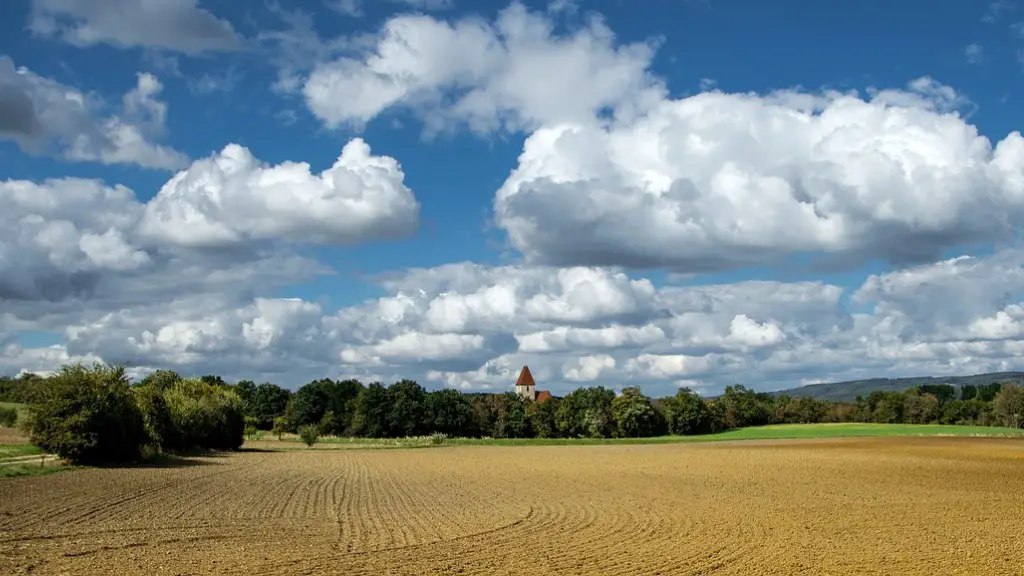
(0, 59, 187, 169)
(139, 138, 420, 248)
(293, 5, 1024, 276)
(303, 2, 663, 133)
(9, 1, 1024, 397)
(28, 0, 243, 54)
(0, 138, 422, 383)
(7, 251, 1024, 393)
(495, 78, 1024, 271)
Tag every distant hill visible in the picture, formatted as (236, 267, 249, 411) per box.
(770, 372, 1024, 402)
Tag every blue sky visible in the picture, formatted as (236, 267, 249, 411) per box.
(2, 0, 1024, 395)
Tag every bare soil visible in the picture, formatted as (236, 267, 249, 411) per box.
(0, 427, 28, 445)
(1, 437, 1022, 575)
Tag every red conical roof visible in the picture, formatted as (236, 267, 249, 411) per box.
(515, 365, 535, 387)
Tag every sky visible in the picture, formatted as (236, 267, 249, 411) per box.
(2, 0, 1024, 397)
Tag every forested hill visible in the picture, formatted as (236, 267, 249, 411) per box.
(771, 372, 1024, 402)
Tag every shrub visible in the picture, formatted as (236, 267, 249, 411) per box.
(25, 363, 147, 465)
(164, 378, 245, 452)
(132, 385, 178, 452)
(298, 424, 320, 447)
(272, 416, 289, 440)
(0, 406, 17, 427)
(430, 432, 448, 445)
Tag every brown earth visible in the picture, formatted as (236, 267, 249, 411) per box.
(0, 427, 28, 445)
(1, 437, 1023, 575)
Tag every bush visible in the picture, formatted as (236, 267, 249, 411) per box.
(164, 378, 245, 452)
(430, 432, 448, 445)
(272, 416, 289, 440)
(0, 406, 17, 427)
(132, 385, 178, 452)
(25, 363, 147, 465)
(298, 424, 320, 447)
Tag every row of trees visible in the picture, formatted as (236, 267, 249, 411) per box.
(3, 366, 1023, 464)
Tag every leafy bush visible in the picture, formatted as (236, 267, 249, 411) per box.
(25, 363, 147, 465)
(0, 406, 17, 427)
(132, 385, 178, 451)
(430, 432, 448, 445)
(298, 424, 320, 447)
(163, 378, 245, 452)
(272, 416, 289, 440)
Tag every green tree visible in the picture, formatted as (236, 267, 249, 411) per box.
(247, 382, 291, 429)
(556, 387, 615, 438)
(298, 424, 320, 447)
(918, 384, 955, 405)
(234, 380, 257, 406)
(526, 397, 560, 438)
(424, 389, 473, 436)
(387, 380, 427, 437)
(163, 378, 245, 451)
(902, 389, 940, 424)
(352, 382, 390, 437)
(138, 369, 181, 391)
(132, 384, 177, 451)
(872, 392, 905, 423)
(993, 383, 1024, 428)
(26, 363, 147, 465)
(244, 416, 258, 440)
(664, 388, 712, 435)
(200, 374, 228, 388)
(611, 387, 656, 438)
(271, 416, 289, 440)
(719, 385, 771, 429)
(497, 393, 532, 438)
(290, 379, 334, 429)
(331, 379, 365, 435)
(319, 410, 337, 435)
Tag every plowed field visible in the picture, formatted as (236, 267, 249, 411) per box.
(1, 437, 1023, 575)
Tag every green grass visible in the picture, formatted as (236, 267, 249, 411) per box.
(0, 461, 69, 479)
(253, 423, 1024, 451)
(0, 401, 26, 413)
(0, 444, 44, 460)
(0, 401, 26, 426)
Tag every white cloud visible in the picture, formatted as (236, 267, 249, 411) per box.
(495, 78, 1024, 271)
(0, 59, 187, 169)
(327, 0, 364, 17)
(965, 43, 984, 64)
(391, 0, 456, 9)
(563, 354, 615, 382)
(139, 138, 419, 248)
(28, 0, 243, 54)
(328, 0, 455, 16)
(292, 5, 1024, 274)
(0, 136, 423, 384)
(303, 2, 663, 133)
(8, 250, 1024, 393)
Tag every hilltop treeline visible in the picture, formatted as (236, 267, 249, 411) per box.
(2, 365, 1023, 463)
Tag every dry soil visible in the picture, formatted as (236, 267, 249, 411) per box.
(1, 437, 1022, 575)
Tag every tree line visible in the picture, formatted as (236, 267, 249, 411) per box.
(1, 364, 1023, 464)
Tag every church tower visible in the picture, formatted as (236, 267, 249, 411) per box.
(514, 365, 536, 401)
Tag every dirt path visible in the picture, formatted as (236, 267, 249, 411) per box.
(1, 437, 1023, 575)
